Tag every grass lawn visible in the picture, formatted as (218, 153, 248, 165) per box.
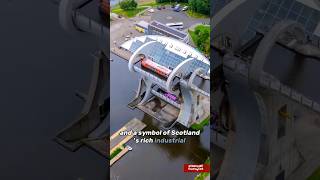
(111, 0, 171, 18)
(112, 0, 194, 18)
(110, 147, 122, 160)
(188, 25, 210, 55)
(139, 0, 157, 6)
(187, 10, 209, 18)
(308, 167, 320, 180)
(140, 0, 188, 7)
(111, 6, 148, 18)
(109, 145, 125, 160)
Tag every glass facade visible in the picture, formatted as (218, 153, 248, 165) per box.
(128, 38, 210, 75)
(242, 0, 320, 44)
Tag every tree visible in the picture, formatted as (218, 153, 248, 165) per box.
(188, 0, 210, 15)
(120, 0, 137, 10)
(189, 0, 197, 12)
(191, 25, 210, 55)
(154, 0, 210, 15)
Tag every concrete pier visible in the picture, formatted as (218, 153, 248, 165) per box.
(109, 118, 146, 166)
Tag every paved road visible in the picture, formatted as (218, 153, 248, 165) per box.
(151, 7, 210, 31)
(110, 16, 150, 50)
(110, 5, 209, 50)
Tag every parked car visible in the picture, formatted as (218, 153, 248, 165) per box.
(174, 4, 181, 12)
(148, 8, 155, 13)
(162, 5, 165, 9)
(157, 6, 161, 10)
(182, 6, 188, 11)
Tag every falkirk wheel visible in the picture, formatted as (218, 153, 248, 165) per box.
(127, 37, 210, 129)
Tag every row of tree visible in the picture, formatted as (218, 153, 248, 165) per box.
(155, 0, 210, 15)
(190, 25, 210, 55)
(119, 0, 210, 15)
(119, 0, 138, 10)
(189, 0, 210, 15)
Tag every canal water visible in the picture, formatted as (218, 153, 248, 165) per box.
(0, 1, 106, 179)
(110, 53, 210, 180)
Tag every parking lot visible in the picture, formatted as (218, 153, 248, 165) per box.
(150, 6, 210, 31)
(110, 4, 210, 55)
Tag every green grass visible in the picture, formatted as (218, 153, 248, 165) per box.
(139, 1, 157, 6)
(188, 25, 210, 55)
(194, 157, 210, 180)
(140, 1, 189, 7)
(110, 147, 123, 160)
(111, 6, 147, 18)
(190, 116, 209, 131)
(111, 1, 198, 18)
(195, 172, 209, 180)
(187, 10, 209, 18)
(308, 167, 320, 180)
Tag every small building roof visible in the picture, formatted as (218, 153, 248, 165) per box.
(149, 21, 187, 39)
(136, 21, 149, 29)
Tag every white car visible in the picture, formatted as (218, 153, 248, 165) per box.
(182, 6, 188, 11)
(148, 8, 155, 13)
(127, 145, 133, 151)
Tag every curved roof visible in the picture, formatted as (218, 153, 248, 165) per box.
(122, 35, 210, 74)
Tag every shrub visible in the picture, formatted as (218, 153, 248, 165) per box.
(120, 0, 138, 10)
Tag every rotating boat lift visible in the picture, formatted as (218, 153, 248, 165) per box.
(127, 39, 210, 128)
